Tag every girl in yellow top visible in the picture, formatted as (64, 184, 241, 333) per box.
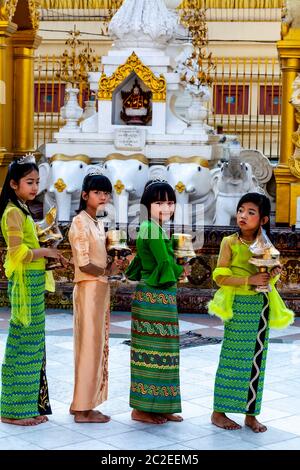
(209, 193, 293, 433)
(0, 158, 61, 426)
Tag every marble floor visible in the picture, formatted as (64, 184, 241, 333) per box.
(0, 309, 299, 451)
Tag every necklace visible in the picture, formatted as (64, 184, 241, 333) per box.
(83, 210, 98, 223)
(83, 210, 103, 233)
(238, 234, 254, 247)
(17, 199, 30, 214)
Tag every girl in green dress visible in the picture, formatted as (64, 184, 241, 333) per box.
(126, 179, 189, 425)
(209, 193, 294, 433)
(0, 158, 61, 426)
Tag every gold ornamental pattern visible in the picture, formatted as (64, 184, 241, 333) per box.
(288, 156, 300, 179)
(289, 110, 300, 179)
(28, 0, 41, 31)
(98, 52, 166, 102)
(0, 0, 18, 21)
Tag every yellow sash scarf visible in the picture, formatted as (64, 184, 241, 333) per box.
(208, 266, 294, 329)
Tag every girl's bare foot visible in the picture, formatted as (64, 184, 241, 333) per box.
(1, 417, 42, 426)
(35, 415, 49, 423)
(131, 409, 167, 424)
(162, 413, 183, 422)
(74, 410, 110, 423)
(69, 407, 75, 416)
(211, 411, 242, 430)
(245, 415, 267, 433)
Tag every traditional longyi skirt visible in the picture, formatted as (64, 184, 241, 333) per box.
(1, 270, 52, 419)
(71, 280, 110, 411)
(214, 293, 270, 416)
(130, 283, 181, 414)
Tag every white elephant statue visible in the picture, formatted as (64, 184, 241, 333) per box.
(102, 154, 149, 227)
(38, 154, 92, 222)
(164, 157, 216, 226)
(211, 153, 262, 226)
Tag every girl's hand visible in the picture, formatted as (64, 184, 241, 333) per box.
(58, 254, 69, 268)
(183, 263, 192, 277)
(43, 248, 60, 259)
(248, 272, 270, 286)
(115, 259, 126, 269)
(270, 265, 282, 278)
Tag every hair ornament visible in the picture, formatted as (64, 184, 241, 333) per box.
(146, 178, 168, 189)
(16, 153, 36, 165)
(85, 166, 104, 177)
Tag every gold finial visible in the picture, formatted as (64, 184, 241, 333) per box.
(178, 2, 215, 89)
(56, 25, 100, 89)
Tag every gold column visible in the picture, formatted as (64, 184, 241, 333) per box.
(0, 20, 17, 186)
(275, 32, 300, 224)
(11, 30, 42, 156)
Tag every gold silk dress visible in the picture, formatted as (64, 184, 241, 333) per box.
(69, 210, 110, 411)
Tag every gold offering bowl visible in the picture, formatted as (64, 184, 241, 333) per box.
(172, 233, 196, 283)
(35, 207, 57, 236)
(106, 230, 132, 258)
(36, 207, 63, 270)
(248, 232, 280, 293)
(106, 230, 132, 281)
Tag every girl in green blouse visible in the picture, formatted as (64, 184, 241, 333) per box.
(209, 193, 293, 433)
(126, 179, 188, 425)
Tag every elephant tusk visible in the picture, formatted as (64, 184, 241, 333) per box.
(186, 187, 196, 194)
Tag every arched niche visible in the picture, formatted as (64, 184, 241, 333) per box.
(111, 72, 152, 126)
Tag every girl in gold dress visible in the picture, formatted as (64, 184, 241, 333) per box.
(69, 172, 115, 424)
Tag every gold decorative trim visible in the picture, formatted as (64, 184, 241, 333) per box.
(54, 178, 67, 193)
(292, 131, 300, 149)
(175, 182, 186, 194)
(114, 179, 125, 195)
(98, 52, 166, 103)
(28, 0, 41, 31)
(0, 0, 18, 22)
(49, 154, 91, 164)
(166, 156, 209, 168)
(105, 153, 149, 165)
(288, 157, 300, 179)
(40, 0, 122, 8)
(179, 0, 283, 7)
(40, 0, 283, 9)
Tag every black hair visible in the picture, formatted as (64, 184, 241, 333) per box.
(140, 180, 176, 222)
(237, 192, 271, 237)
(0, 161, 39, 220)
(77, 174, 113, 213)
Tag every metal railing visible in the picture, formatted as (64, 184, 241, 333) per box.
(208, 56, 282, 159)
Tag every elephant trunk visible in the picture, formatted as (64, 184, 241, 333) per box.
(228, 154, 243, 179)
(113, 191, 129, 227)
(55, 191, 72, 222)
(174, 192, 191, 226)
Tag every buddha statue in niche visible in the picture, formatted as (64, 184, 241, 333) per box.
(121, 79, 152, 125)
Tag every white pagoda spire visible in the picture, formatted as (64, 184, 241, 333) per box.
(109, 0, 179, 50)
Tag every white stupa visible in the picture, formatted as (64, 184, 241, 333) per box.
(108, 0, 178, 50)
(46, 0, 219, 161)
